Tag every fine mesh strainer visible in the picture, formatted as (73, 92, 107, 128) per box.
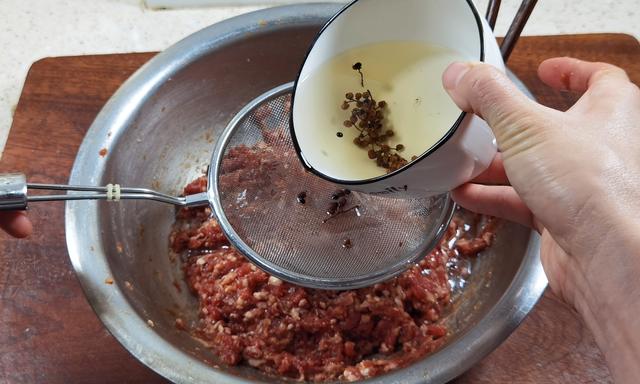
(210, 83, 455, 289)
(0, 83, 454, 290)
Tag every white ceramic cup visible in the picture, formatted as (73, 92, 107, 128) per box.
(291, 0, 504, 198)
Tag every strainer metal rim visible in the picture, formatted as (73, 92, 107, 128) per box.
(209, 82, 457, 290)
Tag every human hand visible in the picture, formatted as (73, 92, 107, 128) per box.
(0, 211, 32, 238)
(442, 57, 640, 383)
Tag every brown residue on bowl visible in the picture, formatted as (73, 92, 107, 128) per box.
(172, 279, 182, 293)
(175, 318, 187, 331)
(99, 148, 108, 157)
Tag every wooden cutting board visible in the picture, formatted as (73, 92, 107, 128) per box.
(1, 34, 639, 383)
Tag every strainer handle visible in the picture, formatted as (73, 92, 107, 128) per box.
(0, 173, 209, 210)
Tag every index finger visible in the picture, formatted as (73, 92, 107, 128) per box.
(0, 211, 32, 238)
(537, 57, 630, 93)
(471, 153, 509, 185)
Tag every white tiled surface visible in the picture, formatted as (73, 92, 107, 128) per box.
(1, 0, 638, 156)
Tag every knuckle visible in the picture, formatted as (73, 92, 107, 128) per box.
(465, 65, 521, 123)
(466, 65, 505, 101)
(594, 80, 640, 102)
(625, 82, 640, 98)
(615, 82, 640, 103)
(596, 62, 625, 73)
(590, 63, 630, 84)
(618, 83, 640, 108)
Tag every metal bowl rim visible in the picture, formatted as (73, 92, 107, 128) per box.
(65, 3, 548, 384)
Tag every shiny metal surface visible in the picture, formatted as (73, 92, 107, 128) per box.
(0, 172, 207, 208)
(210, 83, 456, 290)
(0, 173, 27, 210)
(66, 4, 547, 384)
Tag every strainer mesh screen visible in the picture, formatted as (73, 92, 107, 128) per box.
(215, 88, 451, 287)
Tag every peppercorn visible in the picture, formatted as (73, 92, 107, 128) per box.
(338, 62, 408, 172)
(327, 202, 339, 216)
(296, 191, 307, 205)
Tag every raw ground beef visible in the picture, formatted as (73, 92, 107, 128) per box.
(170, 176, 498, 382)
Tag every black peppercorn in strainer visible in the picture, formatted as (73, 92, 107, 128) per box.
(209, 83, 455, 289)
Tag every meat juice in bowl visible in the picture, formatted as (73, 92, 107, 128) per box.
(291, 0, 503, 198)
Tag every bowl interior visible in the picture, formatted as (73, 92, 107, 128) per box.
(69, 5, 540, 384)
(298, 0, 482, 77)
(292, 0, 485, 183)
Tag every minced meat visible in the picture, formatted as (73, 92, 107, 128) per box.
(170, 176, 497, 382)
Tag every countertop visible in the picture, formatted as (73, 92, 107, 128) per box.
(0, 0, 638, 156)
(5, 33, 639, 384)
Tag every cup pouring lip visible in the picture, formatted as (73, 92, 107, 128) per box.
(289, 0, 486, 187)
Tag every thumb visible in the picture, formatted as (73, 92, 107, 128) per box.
(442, 62, 551, 155)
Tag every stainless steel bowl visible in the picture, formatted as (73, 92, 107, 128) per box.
(66, 4, 547, 383)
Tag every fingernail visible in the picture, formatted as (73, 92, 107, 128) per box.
(443, 62, 472, 90)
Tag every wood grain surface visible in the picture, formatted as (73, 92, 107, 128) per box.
(1, 34, 639, 383)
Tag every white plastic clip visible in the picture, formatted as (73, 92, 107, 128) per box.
(106, 183, 114, 201)
(105, 184, 122, 201)
(113, 184, 121, 201)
